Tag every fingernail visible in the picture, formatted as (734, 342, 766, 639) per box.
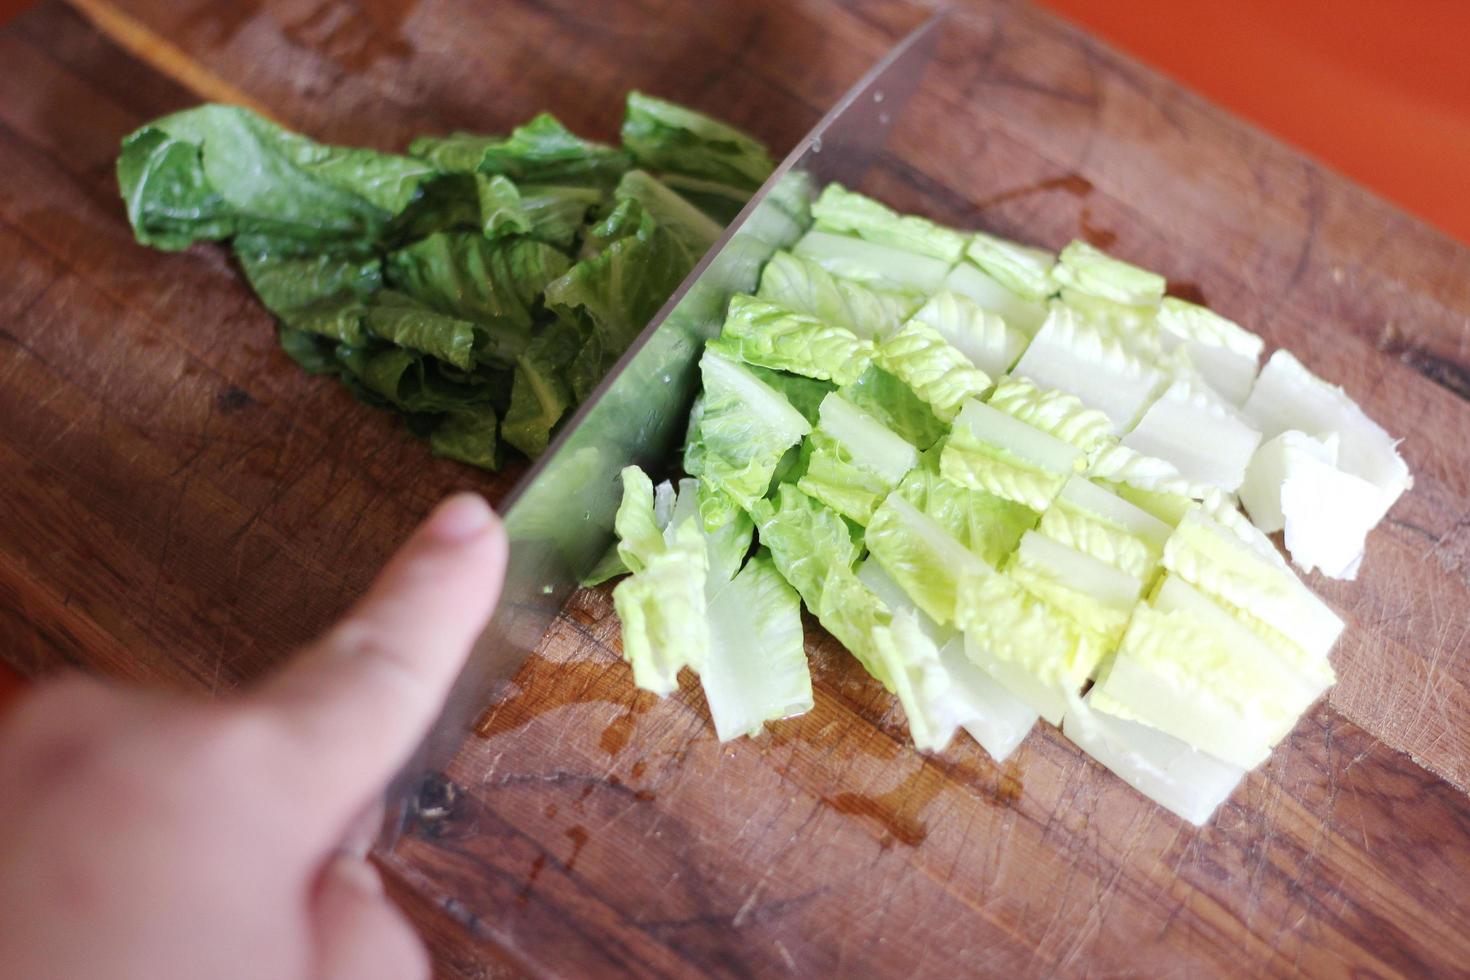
(327, 853, 384, 895)
(425, 493, 495, 542)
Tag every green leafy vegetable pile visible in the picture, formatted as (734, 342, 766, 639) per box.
(596, 183, 1410, 826)
(117, 94, 774, 467)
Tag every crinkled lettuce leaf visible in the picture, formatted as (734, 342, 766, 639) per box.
(811, 183, 967, 263)
(713, 294, 875, 386)
(875, 319, 992, 422)
(620, 91, 775, 191)
(757, 250, 920, 339)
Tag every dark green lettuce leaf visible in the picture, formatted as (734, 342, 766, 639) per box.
(621, 92, 774, 191)
(234, 236, 382, 316)
(613, 170, 722, 266)
(655, 173, 753, 224)
(476, 176, 602, 249)
(501, 316, 584, 457)
(410, 114, 631, 187)
(548, 209, 694, 402)
(385, 232, 570, 334)
(118, 104, 433, 251)
(430, 406, 500, 468)
(386, 173, 484, 244)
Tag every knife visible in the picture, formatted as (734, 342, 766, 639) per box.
(381, 9, 950, 845)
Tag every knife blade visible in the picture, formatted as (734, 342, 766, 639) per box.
(382, 9, 949, 844)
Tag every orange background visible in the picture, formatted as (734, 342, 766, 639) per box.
(1034, 0, 1470, 244)
(0, 0, 1467, 705)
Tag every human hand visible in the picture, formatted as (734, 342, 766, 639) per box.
(0, 493, 507, 980)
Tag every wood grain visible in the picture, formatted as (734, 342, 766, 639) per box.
(1, 0, 1467, 975)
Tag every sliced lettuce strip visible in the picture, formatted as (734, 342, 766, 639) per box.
(715, 294, 875, 385)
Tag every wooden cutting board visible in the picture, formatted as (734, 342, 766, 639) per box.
(3, 1, 1469, 976)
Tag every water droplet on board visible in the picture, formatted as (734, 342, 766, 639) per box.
(811, 136, 823, 153)
(879, 111, 891, 126)
(873, 90, 885, 103)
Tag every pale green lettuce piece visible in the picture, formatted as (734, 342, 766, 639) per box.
(875, 319, 993, 422)
(1087, 441, 1209, 526)
(909, 290, 1029, 378)
(965, 230, 1055, 300)
(1161, 508, 1345, 659)
(1156, 297, 1262, 406)
(701, 553, 812, 740)
(1062, 693, 1246, 827)
(894, 452, 1037, 568)
(751, 485, 893, 687)
(1004, 531, 1143, 649)
(986, 375, 1114, 456)
(939, 399, 1083, 511)
(1050, 240, 1166, 307)
(811, 183, 967, 262)
(871, 610, 956, 751)
(944, 261, 1048, 335)
(841, 365, 947, 451)
(690, 347, 811, 522)
(958, 568, 1098, 726)
(1038, 476, 1170, 581)
(1242, 349, 1410, 573)
(613, 519, 709, 696)
(667, 477, 753, 585)
(1058, 288, 1162, 357)
(858, 561, 1038, 760)
(1123, 377, 1262, 493)
(866, 493, 994, 628)
(797, 393, 918, 524)
(756, 249, 920, 339)
(794, 229, 952, 294)
(1012, 304, 1166, 434)
(714, 294, 874, 385)
(1088, 574, 1335, 769)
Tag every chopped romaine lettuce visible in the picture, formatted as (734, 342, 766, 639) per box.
(714, 294, 875, 385)
(841, 366, 948, 451)
(794, 229, 953, 294)
(964, 230, 1055, 301)
(1012, 304, 1166, 434)
(1088, 574, 1334, 769)
(1122, 378, 1263, 492)
(958, 567, 1097, 726)
(1038, 476, 1170, 581)
(1063, 693, 1246, 826)
(1162, 508, 1345, 659)
(687, 348, 811, 523)
(701, 553, 812, 740)
(909, 289, 1029, 378)
(986, 375, 1114, 457)
(1050, 240, 1166, 307)
(940, 399, 1083, 511)
(1005, 531, 1143, 648)
(811, 183, 968, 262)
(613, 518, 709, 696)
(757, 249, 920, 339)
(876, 319, 993, 421)
(943, 261, 1048, 335)
(866, 493, 996, 627)
(1155, 297, 1262, 406)
(894, 452, 1037, 568)
(797, 393, 919, 524)
(752, 485, 893, 687)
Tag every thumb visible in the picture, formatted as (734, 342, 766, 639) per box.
(312, 855, 429, 980)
